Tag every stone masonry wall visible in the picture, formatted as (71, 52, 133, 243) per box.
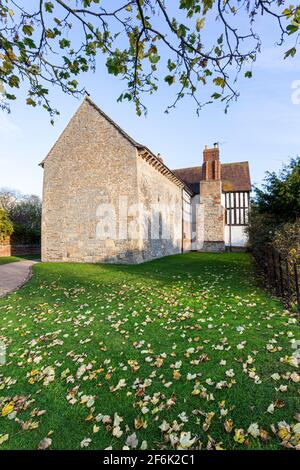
(198, 180, 225, 251)
(42, 99, 141, 263)
(136, 157, 185, 261)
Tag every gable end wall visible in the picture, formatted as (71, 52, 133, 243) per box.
(42, 100, 141, 263)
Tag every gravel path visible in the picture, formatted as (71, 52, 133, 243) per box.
(0, 260, 39, 298)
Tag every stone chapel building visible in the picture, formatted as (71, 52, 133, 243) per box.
(41, 97, 251, 264)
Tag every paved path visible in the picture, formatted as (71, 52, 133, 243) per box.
(0, 260, 39, 298)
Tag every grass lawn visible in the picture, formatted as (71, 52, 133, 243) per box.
(0, 257, 22, 265)
(0, 254, 40, 266)
(0, 253, 299, 451)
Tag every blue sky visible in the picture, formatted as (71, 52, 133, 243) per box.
(0, 6, 300, 197)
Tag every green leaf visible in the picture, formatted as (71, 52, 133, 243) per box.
(179, 0, 195, 10)
(23, 38, 36, 49)
(213, 77, 226, 88)
(284, 47, 297, 58)
(45, 29, 56, 39)
(164, 75, 176, 86)
(287, 24, 299, 35)
(245, 71, 252, 78)
(68, 80, 78, 89)
(26, 97, 37, 107)
(5, 93, 16, 100)
(123, 92, 133, 101)
(217, 34, 223, 45)
(59, 39, 71, 49)
(8, 75, 20, 88)
(167, 60, 176, 72)
(214, 46, 222, 57)
(45, 2, 54, 13)
(22, 24, 34, 36)
(149, 54, 160, 64)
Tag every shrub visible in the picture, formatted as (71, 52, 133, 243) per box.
(0, 190, 41, 245)
(273, 219, 300, 262)
(249, 157, 300, 267)
(0, 209, 14, 243)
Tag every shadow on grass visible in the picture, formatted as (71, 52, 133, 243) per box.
(29, 252, 255, 295)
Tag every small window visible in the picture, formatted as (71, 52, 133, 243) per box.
(225, 192, 249, 226)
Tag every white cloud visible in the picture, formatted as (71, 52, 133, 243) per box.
(254, 46, 300, 71)
(0, 113, 21, 135)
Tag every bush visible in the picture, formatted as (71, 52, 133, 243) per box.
(0, 209, 14, 243)
(249, 157, 300, 266)
(0, 190, 41, 245)
(10, 196, 41, 244)
(254, 157, 300, 221)
(273, 219, 300, 262)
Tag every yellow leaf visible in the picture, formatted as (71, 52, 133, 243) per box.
(278, 428, 290, 440)
(173, 370, 181, 380)
(0, 434, 9, 445)
(196, 18, 205, 32)
(234, 428, 245, 444)
(135, 417, 147, 430)
(224, 419, 234, 433)
(1, 402, 14, 417)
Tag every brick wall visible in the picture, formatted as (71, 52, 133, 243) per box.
(0, 244, 11, 257)
(0, 244, 40, 257)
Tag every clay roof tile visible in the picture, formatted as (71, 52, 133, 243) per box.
(173, 162, 251, 193)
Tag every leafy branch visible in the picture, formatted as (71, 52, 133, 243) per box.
(0, 0, 299, 119)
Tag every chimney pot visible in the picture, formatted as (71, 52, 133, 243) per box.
(202, 144, 221, 180)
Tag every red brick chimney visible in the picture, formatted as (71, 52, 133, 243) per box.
(202, 143, 221, 180)
(198, 142, 225, 252)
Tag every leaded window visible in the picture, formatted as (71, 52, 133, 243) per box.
(225, 192, 249, 226)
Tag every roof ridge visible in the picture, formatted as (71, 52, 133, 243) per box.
(85, 98, 194, 194)
(40, 98, 87, 166)
(173, 165, 202, 171)
(174, 162, 249, 171)
(222, 161, 249, 165)
(40, 97, 143, 167)
(84, 96, 143, 148)
(40, 96, 193, 194)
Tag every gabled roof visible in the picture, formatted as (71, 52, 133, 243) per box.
(40, 97, 251, 195)
(39, 97, 193, 194)
(85, 100, 191, 194)
(85, 97, 143, 149)
(173, 162, 251, 193)
(39, 97, 143, 167)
